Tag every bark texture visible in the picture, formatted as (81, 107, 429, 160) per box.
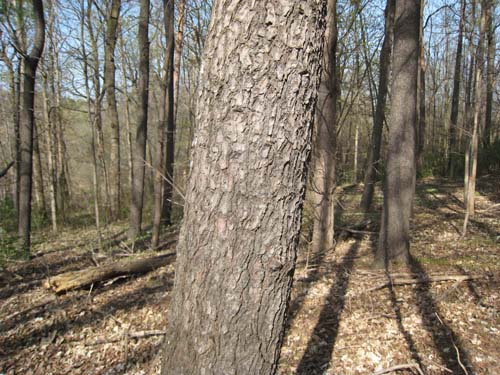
(360, 0, 395, 212)
(161, 0, 326, 373)
(309, 0, 338, 254)
(128, 0, 150, 240)
(104, 0, 122, 219)
(483, 0, 495, 147)
(18, 0, 45, 251)
(376, 0, 420, 266)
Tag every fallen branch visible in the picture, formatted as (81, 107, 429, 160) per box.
(0, 161, 14, 178)
(370, 363, 424, 375)
(44, 251, 175, 293)
(86, 329, 167, 345)
(369, 274, 479, 292)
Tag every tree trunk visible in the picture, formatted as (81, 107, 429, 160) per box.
(447, 0, 466, 177)
(105, 0, 122, 219)
(33, 122, 47, 217)
(173, 0, 186, 121)
(152, 0, 175, 248)
(360, 0, 395, 212)
(310, 0, 338, 255)
(463, 0, 486, 235)
(18, 0, 45, 251)
(376, 0, 420, 266)
(161, 1, 326, 373)
(128, 0, 150, 241)
(483, 0, 495, 148)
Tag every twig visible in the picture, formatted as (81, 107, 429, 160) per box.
(368, 275, 479, 292)
(85, 330, 167, 345)
(370, 363, 424, 375)
(435, 313, 469, 375)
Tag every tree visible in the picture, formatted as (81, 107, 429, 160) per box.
(447, 0, 466, 177)
(18, 0, 45, 251)
(483, 0, 495, 148)
(360, 0, 395, 212)
(161, 0, 327, 373)
(309, 0, 339, 254)
(376, 0, 420, 266)
(152, 0, 175, 248)
(128, 0, 150, 241)
(104, 0, 122, 219)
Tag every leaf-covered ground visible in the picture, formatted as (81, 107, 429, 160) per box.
(1, 178, 499, 374)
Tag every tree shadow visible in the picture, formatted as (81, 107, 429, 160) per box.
(295, 241, 359, 375)
(409, 255, 475, 375)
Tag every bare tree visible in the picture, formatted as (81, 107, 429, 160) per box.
(376, 0, 420, 266)
(104, 0, 122, 219)
(17, 0, 45, 251)
(128, 0, 150, 241)
(309, 0, 339, 254)
(360, 0, 395, 212)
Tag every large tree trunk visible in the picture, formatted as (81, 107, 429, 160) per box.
(376, 0, 420, 266)
(18, 0, 45, 251)
(309, 0, 338, 254)
(447, 0, 466, 177)
(105, 0, 122, 219)
(360, 0, 395, 212)
(161, 1, 326, 373)
(128, 0, 150, 241)
(152, 0, 175, 248)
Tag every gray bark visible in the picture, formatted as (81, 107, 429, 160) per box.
(376, 0, 420, 266)
(161, 0, 327, 373)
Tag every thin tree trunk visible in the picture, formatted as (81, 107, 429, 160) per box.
(360, 0, 395, 212)
(483, 0, 495, 148)
(173, 0, 186, 121)
(310, 0, 338, 255)
(463, 1, 486, 235)
(18, 0, 45, 251)
(376, 0, 420, 266)
(152, 0, 175, 248)
(33, 122, 47, 217)
(41, 72, 58, 232)
(447, 0, 466, 177)
(129, 0, 150, 241)
(105, 0, 122, 219)
(161, 0, 327, 373)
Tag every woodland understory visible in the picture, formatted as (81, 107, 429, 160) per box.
(1, 177, 499, 375)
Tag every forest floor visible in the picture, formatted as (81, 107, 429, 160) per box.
(0, 177, 499, 375)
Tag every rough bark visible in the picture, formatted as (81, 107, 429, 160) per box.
(447, 0, 466, 177)
(161, 0, 327, 373)
(128, 0, 150, 240)
(44, 252, 175, 293)
(376, 0, 420, 266)
(105, 0, 122, 219)
(173, 0, 186, 120)
(310, 0, 338, 254)
(152, 0, 175, 248)
(360, 0, 395, 212)
(18, 0, 45, 251)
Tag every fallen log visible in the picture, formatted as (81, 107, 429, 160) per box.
(44, 251, 175, 293)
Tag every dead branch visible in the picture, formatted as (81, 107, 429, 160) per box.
(85, 329, 167, 345)
(370, 363, 424, 375)
(369, 275, 479, 292)
(44, 251, 175, 293)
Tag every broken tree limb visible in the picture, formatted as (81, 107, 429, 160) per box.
(370, 363, 424, 375)
(0, 161, 14, 178)
(85, 329, 167, 345)
(43, 251, 175, 293)
(368, 274, 479, 292)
